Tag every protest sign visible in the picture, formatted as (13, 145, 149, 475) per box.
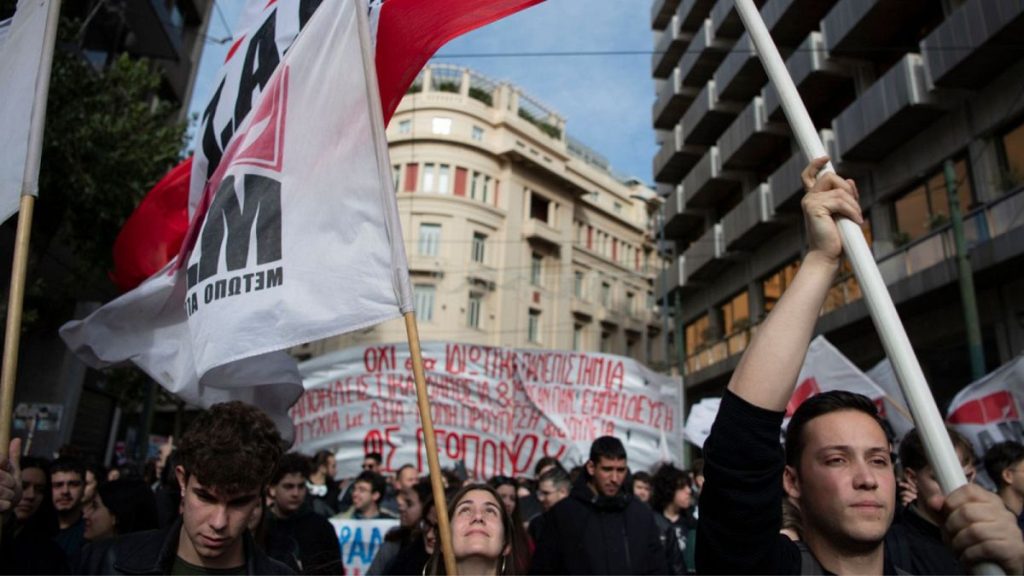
(330, 518, 398, 575)
(947, 355, 1024, 456)
(292, 342, 683, 478)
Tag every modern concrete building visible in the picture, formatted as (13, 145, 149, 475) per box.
(298, 64, 671, 367)
(652, 0, 1024, 405)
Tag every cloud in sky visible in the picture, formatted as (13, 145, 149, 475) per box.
(188, 0, 657, 182)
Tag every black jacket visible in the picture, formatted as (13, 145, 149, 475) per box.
(0, 516, 71, 575)
(268, 504, 344, 574)
(529, 474, 667, 575)
(77, 518, 295, 575)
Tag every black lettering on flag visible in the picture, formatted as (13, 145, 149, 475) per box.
(235, 10, 280, 131)
(299, 0, 324, 31)
(266, 266, 283, 288)
(188, 174, 282, 287)
(202, 80, 225, 180)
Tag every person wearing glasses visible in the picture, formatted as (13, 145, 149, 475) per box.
(336, 471, 396, 520)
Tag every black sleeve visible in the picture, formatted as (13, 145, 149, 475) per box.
(303, 517, 344, 575)
(643, 514, 669, 575)
(528, 510, 562, 575)
(695, 389, 801, 575)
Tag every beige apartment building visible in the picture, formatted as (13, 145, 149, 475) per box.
(298, 65, 670, 367)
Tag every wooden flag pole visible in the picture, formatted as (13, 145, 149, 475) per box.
(404, 312, 457, 576)
(1, 0, 63, 452)
(733, 1, 999, 574)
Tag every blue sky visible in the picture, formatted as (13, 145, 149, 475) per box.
(186, 0, 657, 182)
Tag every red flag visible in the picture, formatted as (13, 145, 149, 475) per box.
(110, 0, 543, 291)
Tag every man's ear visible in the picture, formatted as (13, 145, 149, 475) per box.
(585, 460, 595, 477)
(904, 467, 918, 485)
(783, 465, 801, 500)
(1003, 467, 1015, 488)
(175, 465, 188, 495)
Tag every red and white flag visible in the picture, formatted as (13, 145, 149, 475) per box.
(62, 0, 411, 436)
(111, 0, 543, 289)
(784, 336, 914, 439)
(947, 356, 1024, 458)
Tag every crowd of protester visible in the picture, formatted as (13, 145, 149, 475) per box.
(3, 159, 1024, 575)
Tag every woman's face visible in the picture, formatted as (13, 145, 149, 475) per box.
(399, 489, 423, 528)
(83, 470, 98, 504)
(83, 494, 117, 541)
(673, 483, 693, 510)
(494, 484, 517, 516)
(451, 489, 506, 563)
(423, 507, 438, 554)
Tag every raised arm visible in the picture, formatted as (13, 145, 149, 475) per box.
(727, 156, 862, 410)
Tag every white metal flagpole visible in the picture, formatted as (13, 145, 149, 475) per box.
(731, 2, 999, 574)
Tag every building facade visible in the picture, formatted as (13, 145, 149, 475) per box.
(652, 0, 1024, 405)
(298, 64, 670, 367)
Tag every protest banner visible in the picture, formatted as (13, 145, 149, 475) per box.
(292, 342, 684, 478)
(330, 518, 398, 576)
(947, 355, 1024, 457)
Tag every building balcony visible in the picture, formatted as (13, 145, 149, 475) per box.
(662, 184, 706, 241)
(683, 223, 729, 281)
(653, 15, 693, 79)
(678, 0, 717, 32)
(761, 0, 840, 46)
(654, 124, 705, 184)
(714, 33, 768, 103)
(832, 53, 943, 161)
(466, 264, 497, 292)
(652, 0, 682, 30)
(657, 255, 702, 302)
(682, 81, 742, 146)
(710, 0, 766, 39)
(921, 0, 1024, 89)
(763, 32, 855, 124)
(522, 218, 563, 250)
(679, 19, 730, 88)
(723, 184, 784, 250)
(654, 67, 700, 130)
(719, 96, 790, 171)
(683, 147, 743, 208)
(571, 296, 596, 320)
(822, 0, 929, 61)
(767, 129, 837, 212)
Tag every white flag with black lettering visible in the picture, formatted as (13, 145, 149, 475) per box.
(61, 0, 412, 435)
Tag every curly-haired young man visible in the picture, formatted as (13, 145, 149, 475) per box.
(79, 401, 295, 575)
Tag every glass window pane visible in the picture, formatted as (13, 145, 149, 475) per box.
(414, 285, 435, 322)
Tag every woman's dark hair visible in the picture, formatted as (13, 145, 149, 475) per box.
(426, 483, 526, 575)
(97, 479, 159, 535)
(19, 457, 59, 537)
(650, 464, 690, 514)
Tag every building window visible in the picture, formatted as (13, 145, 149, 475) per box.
(1003, 119, 1024, 189)
(530, 253, 543, 286)
(391, 164, 401, 191)
(528, 309, 541, 343)
(529, 193, 550, 223)
(432, 117, 452, 135)
(418, 223, 440, 257)
(398, 119, 411, 134)
(472, 126, 485, 141)
(613, 202, 623, 215)
(574, 271, 584, 298)
(470, 172, 481, 200)
(437, 164, 451, 194)
(423, 163, 436, 192)
(483, 176, 491, 203)
(601, 281, 611, 308)
(468, 292, 482, 329)
(471, 232, 487, 263)
(892, 158, 973, 245)
(626, 291, 635, 316)
(763, 260, 800, 313)
(685, 314, 711, 358)
(414, 284, 436, 321)
(573, 324, 584, 351)
(600, 331, 611, 353)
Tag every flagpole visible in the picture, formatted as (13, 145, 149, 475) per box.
(732, 1, 999, 573)
(404, 312, 458, 576)
(1, 0, 62, 453)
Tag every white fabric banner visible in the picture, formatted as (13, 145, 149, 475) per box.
(786, 336, 914, 439)
(947, 356, 1024, 457)
(0, 0, 50, 223)
(683, 397, 721, 449)
(292, 342, 684, 478)
(61, 0, 411, 437)
(330, 518, 397, 576)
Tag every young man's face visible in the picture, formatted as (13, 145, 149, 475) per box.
(16, 467, 47, 521)
(52, 471, 84, 515)
(1003, 458, 1024, 498)
(785, 410, 895, 550)
(536, 479, 567, 511)
(351, 480, 378, 513)
(362, 457, 380, 473)
(586, 456, 627, 498)
(270, 472, 307, 516)
(176, 466, 262, 568)
(395, 467, 418, 492)
(907, 448, 975, 523)
(326, 455, 337, 479)
(632, 479, 652, 503)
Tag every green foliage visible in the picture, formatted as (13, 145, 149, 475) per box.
(436, 80, 460, 93)
(468, 86, 493, 106)
(24, 19, 187, 330)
